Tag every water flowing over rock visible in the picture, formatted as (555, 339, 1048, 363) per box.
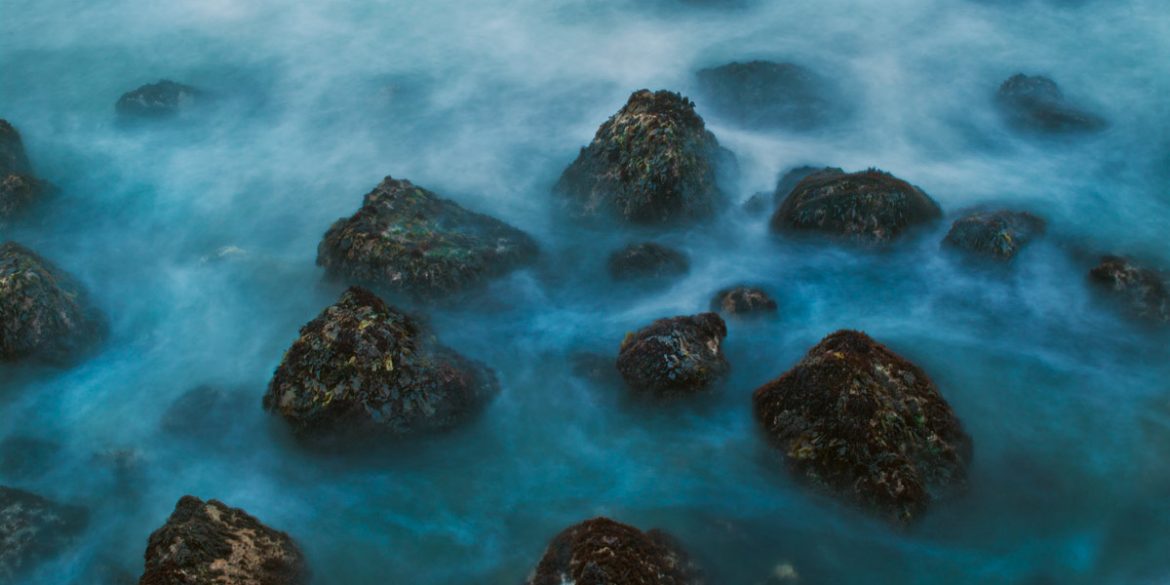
(1088, 256, 1170, 324)
(695, 61, 838, 131)
(0, 486, 87, 582)
(608, 242, 690, 282)
(138, 496, 307, 585)
(752, 330, 972, 524)
(554, 89, 731, 224)
(0, 120, 47, 221)
(116, 80, 202, 120)
(709, 286, 777, 317)
(995, 74, 1105, 134)
(617, 312, 728, 396)
(318, 176, 538, 301)
(526, 517, 704, 585)
(943, 210, 1046, 260)
(263, 286, 499, 438)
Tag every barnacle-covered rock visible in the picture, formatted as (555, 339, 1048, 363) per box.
(263, 286, 499, 437)
(770, 168, 942, 244)
(554, 89, 731, 224)
(943, 210, 1045, 260)
(0, 242, 106, 363)
(0, 120, 47, 221)
(608, 242, 690, 282)
(1088, 256, 1170, 324)
(1, 486, 87, 582)
(116, 80, 202, 120)
(318, 176, 538, 300)
(995, 74, 1105, 134)
(617, 312, 728, 396)
(695, 61, 838, 131)
(526, 517, 704, 585)
(709, 286, 777, 317)
(752, 330, 972, 524)
(138, 496, 307, 585)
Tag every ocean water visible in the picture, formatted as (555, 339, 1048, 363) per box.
(2, 0, 1170, 583)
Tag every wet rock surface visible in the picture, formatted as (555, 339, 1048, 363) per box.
(995, 74, 1105, 134)
(695, 61, 838, 131)
(608, 242, 690, 283)
(0, 486, 87, 582)
(318, 176, 538, 301)
(617, 312, 728, 396)
(526, 517, 704, 585)
(752, 330, 972, 524)
(554, 89, 730, 224)
(116, 80, 202, 120)
(138, 495, 307, 585)
(943, 210, 1046, 260)
(1088, 256, 1170, 324)
(709, 286, 777, 316)
(0, 120, 47, 221)
(263, 286, 499, 438)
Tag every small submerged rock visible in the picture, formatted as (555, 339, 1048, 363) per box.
(263, 286, 499, 438)
(608, 242, 690, 283)
(116, 80, 202, 121)
(0, 242, 106, 363)
(770, 168, 942, 244)
(138, 496, 307, 585)
(752, 330, 972, 524)
(526, 517, 704, 585)
(0, 120, 48, 221)
(995, 74, 1105, 134)
(709, 286, 777, 317)
(695, 60, 838, 131)
(943, 210, 1046, 260)
(1088, 256, 1170, 324)
(554, 89, 731, 224)
(617, 312, 728, 396)
(160, 385, 250, 440)
(318, 176, 538, 301)
(1, 486, 87, 582)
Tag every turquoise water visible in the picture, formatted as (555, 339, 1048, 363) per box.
(2, 0, 1170, 583)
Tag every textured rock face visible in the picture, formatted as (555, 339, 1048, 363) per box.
(0, 486, 87, 582)
(554, 89, 730, 224)
(608, 242, 690, 282)
(695, 61, 837, 131)
(995, 74, 1105, 134)
(0, 120, 47, 221)
(943, 210, 1046, 260)
(264, 286, 499, 438)
(752, 330, 972, 524)
(138, 496, 307, 585)
(770, 168, 942, 244)
(709, 286, 777, 316)
(1089, 256, 1170, 324)
(116, 80, 202, 120)
(526, 517, 704, 585)
(617, 312, 728, 396)
(0, 242, 106, 363)
(318, 176, 538, 301)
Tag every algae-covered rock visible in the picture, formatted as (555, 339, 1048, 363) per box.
(709, 286, 777, 317)
(995, 74, 1105, 134)
(0, 120, 48, 221)
(263, 286, 499, 438)
(0, 242, 106, 363)
(1088, 256, 1170, 324)
(526, 517, 704, 585)
(554, 89, 730, 224)
(752, 330, 972, 524)
(943, 210, 1045, 260)
(138, 496, 307, 585)
(617, 312, 728, 396)
(116, 80, 202, 121)
(1, 486, 87, 582)
(318, 176, 538, 301)
(608, 242, 690, 283)
(770, 168, 942, 244)
(695, 61, 838, 131)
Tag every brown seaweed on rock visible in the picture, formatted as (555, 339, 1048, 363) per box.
(617, 312, 728, 397)
(526, 517, 704, 585)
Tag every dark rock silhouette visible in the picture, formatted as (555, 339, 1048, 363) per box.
(696, 61, 839, 131)
(116, 80, 202, 120)
(526, 517, 704, 585)
(1088, 256, 1170, 324)
(943, 210, 1046, 260)
(0, 120, 48, 221)
(995, 74, 1105, 134)
(710, 286, 777, 317)
(0, 486, 87, 582)
(608, 242, 690, 283)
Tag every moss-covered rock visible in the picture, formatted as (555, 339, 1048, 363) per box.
(138, 496, 307, 585)
(0, 120, 47, 221)
(770, 168, 942, 244)
(943, 210, 1045, 260)
(695, 61, 837, 131)
(526, 517, 704, 585)
(554, 89, 730, 224)
(752, 330, 972, 524)
(318, 176, 538, 301)
(1088, 256, 1170, 324)
(608, 242, 690, 282)
(995, 74, 1105, 134)
(617, 312, 728, 396)
(264, 286, 498, 438)
(709, 286, 777, 317)
(116, 80, 202, 120)
(1, 486, 87, 582)
(0, 242, 106, 363)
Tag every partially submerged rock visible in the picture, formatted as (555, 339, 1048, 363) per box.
(0, 242, 106, 363)
(695, 61, 838, 131)
(263, 286, 499, 438)
(1088, 256, 1170, 324)
(608, 242, 690, 282)
(0, 120, 47, 221)
(161, 385, 250, 440)
(318, 176, 538, 301)
(116, 80, 202, 120)
(709, 286, 777, 317)
(752, 330, 972, 524)
(995, 74, 1105, 134)
(1, 486, 87, 582)
(526, 517, 703, 585)
(138, 496, 307, 585)
(943, 210, 1046, 260)
(772, 165, 836, 206)
(617, 312, 728, 396)
(770, 168, 942, 244)
(554, 89, 730, 224)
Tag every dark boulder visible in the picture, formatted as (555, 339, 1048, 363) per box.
(995, 74, 1105, 134)
(770, 168, 942, 244)
(0, 242, 106, 363)
(1, 486, 87, 582)
(943, 210, 1046, 260)
(695, 61, 838, 131)
(554, 89, 730, 224)
(608, 242, 690, 282)
(116, 80, 202, 120)
(139, 496, 307, 585)
(526, 517, 703, 585)
(617, 312, 728, 396)
(1088, 256, 1170, 324)
(752, 330, 972, 524)
(0, 120, 47, 221)
(263, 286, 499, 438)
(318, 176, 538, 301)
(772, 165, 837, 206)
(709, 286, 777, 317)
